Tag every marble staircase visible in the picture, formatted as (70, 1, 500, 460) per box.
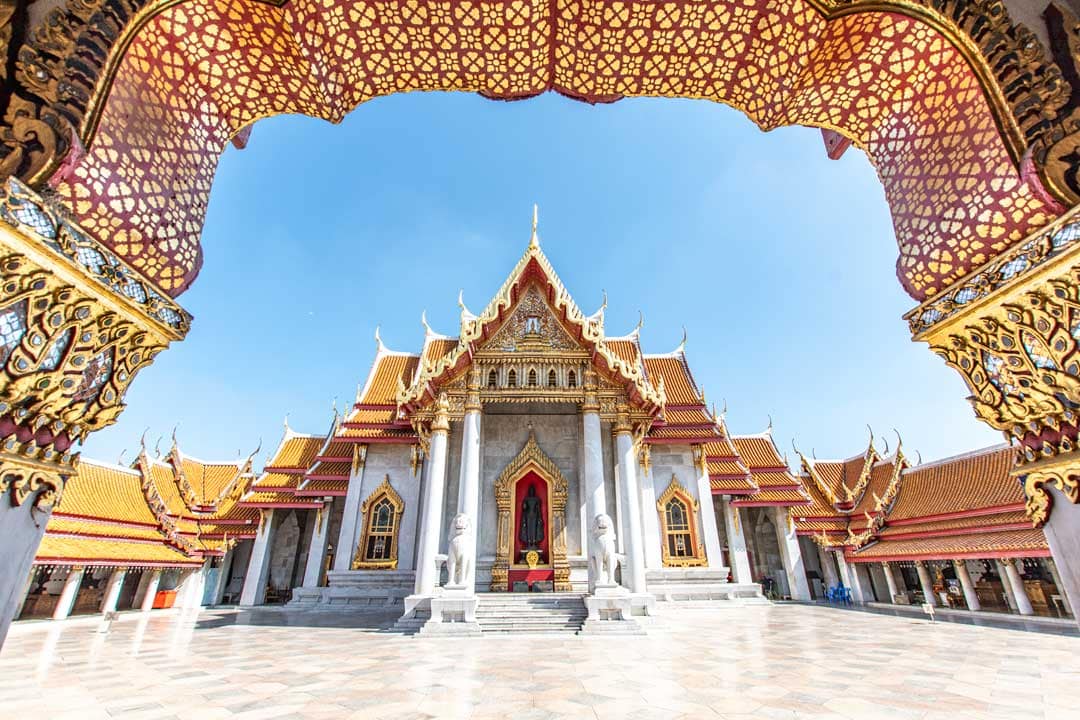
(475, 593, 588, 634)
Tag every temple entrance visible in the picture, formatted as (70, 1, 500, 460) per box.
(491, 434, 571, 592)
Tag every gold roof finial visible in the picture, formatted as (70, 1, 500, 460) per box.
(529, 203, 539, 249)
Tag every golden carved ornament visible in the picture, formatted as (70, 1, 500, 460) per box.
(490, 432, 570, 592)
(0, 447, 75, 512)
(912, 210, 1080, 525)
(398, 242, 664, 413)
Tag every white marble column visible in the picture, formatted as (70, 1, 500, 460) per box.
(882, 562, 899, 603)
(614, 414, 646, 593)
(1046, 559, 1074, 616)
(722, 498, 753, 584)
(997, 560, 1019, 610)
(333, 445, 368, 571)
(694, 446, 725, 569)
(212, 549, 235, 605)
(302, 501, 333, 587)
(139, 570, 162, 612)
(836, 552, 864, 602)
(181, 559, 211, 610)
(772, 506, 810, 600)
(817, 546, 839, 588)
(638, 457, 663, 570)
(916, 561, 937, 607)
(953, 560, 981, 611)
(52, 567, 85, 620)
(240, 510, 277, 607)
(455, 387, 482, 592)
(1003, 558, 1034, 616)
(581, 385, 608, 591)
(414, 403, 450, 595)
(100, 569, 127, 614)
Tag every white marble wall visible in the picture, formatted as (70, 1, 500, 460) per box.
(268, 510, 300, 591)
(356, 444, 420, 570)
(647, 445, 704, 553)
(477, 408, 584, 561)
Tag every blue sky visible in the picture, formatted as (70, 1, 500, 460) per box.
(84, 91, 1001, 467)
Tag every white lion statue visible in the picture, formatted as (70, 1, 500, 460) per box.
(589, 513, 619, 586)
(446, 513, 472, 587)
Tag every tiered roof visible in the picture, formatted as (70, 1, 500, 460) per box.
(790, 440, 1049, 563)
(240, 419, 326, 510)
(35, 435, 265, 569)
(730, 431, 809, 507)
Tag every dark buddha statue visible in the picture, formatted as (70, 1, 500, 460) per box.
(519, 484, 544, 549)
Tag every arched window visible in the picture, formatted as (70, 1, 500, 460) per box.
(507, 369, 517, 388)
(528, 368, 538, 387)
(352, 477, 404, 569)
(656, 477, 706, 567)
(548, 369, 557, 387)
(488, 369, 498, 389)
(567, 370, 577, 388)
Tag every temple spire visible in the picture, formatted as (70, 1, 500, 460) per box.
(529, 203, 539, 249)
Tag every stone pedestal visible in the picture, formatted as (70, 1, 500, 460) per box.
(582, 584, 643, 634)
(422, 587, 480, 635)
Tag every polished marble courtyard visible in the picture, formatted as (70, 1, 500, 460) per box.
(2, 604, 1078, 720)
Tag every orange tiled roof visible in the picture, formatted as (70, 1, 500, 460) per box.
(240, 490, 319, 507)
(318, 440, 354, 460)
(732, 435, 788, 469)
(888, 446, 1019, 521)
(605, 338, 642, 372)
(851, 529, 1049, 561)
(734, 488, 811, 506)
(51, 460, 157, 526)
(306, 460, 351, 479)
(337, 425, 417, 441)
(643, 354, 700, 405)
(35, 535, 200, 568)
(266, 434, 324, 469)
(360, 353, 420, 405)
(298, 477, 350, 496)
(877, 511, 1029, 537)
(422, 338, 458, 367)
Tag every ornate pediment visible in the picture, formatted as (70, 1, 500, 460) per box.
(478, 285, 581, 354)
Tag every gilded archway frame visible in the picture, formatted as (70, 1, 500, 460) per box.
(352, 475, 404, 570)
(657, 475, 707, 568)
(491, 433, 570, 592)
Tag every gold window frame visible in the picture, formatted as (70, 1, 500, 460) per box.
(657, 475, 706, 567)
(352, 475, 405, 570)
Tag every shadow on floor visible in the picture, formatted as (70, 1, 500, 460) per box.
(195, 606, 404, 632)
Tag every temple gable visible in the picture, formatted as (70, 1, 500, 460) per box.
(478, 285, 581, 354)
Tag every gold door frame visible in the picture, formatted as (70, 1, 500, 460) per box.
(491, 432, 570, 592)
(657, 475, 707, 568)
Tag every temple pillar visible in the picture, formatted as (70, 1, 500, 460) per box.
(1040, 485, 1080, 625)
(722, 498, 753, 584)
(882, 562, 899, 603)
(1046, 558, 1074, 617)
(693, 446, 725, 569)
(836, 553, 865, 603)
(455, 384, 482, 592)
(240, 510, 277, 607)
(916, 561, 936, 607)
(302, 501, 333, 588)
(614, 410, 646, 593)
(953, 560, 981, 611)
(817, 546, 839, 589)
(180, 559, 211, 610)
(638, 453, 663, 570)
(1002, 559, 1034, 616)
(212, 549, 235, 605)
(139, 570, 162, 612)
(333, 446, 368, 571)
(100, 569, 127, 614)
(581, 379, 607, 589)
(414, 398, 450, 595)
(772, 506, 810, 600)
(52, 567, 85, 620)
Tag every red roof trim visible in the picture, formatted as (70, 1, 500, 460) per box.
(237, 501, 322, 509)
(295, 488, 349, 497)
(731, 499, 812, 507)
(264, 466, 309, 474)
(849, 548, 1051, 563)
